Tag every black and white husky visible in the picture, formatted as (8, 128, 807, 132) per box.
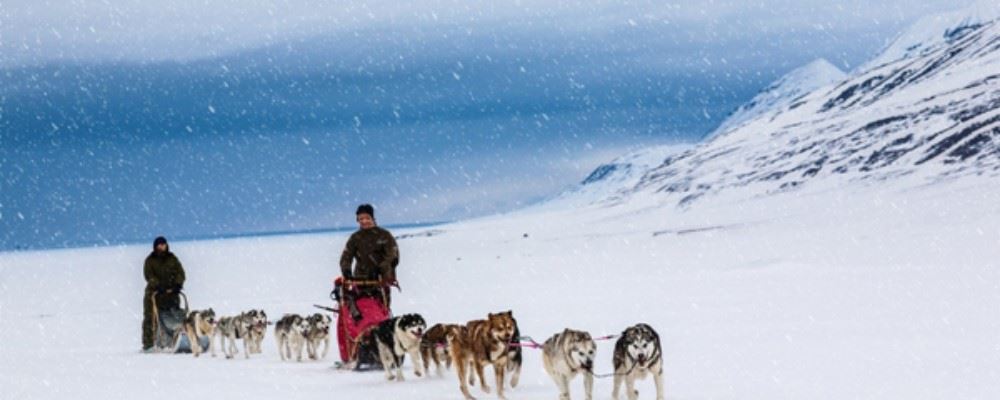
(612, 323, 664, 400)
(542, 328, 597, 400)
(507, 313, 523, 388)
(275, 314, 310, 362)
(245, 309, 267, 354)
(304, 313, 332, 360)
(372, 313, 426, 381)
(214, 313, 251, 359)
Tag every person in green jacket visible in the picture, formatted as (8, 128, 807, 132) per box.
(338, 204, 399, 319)
(142, 236, 186, 352)
(340, 204, 399, 282)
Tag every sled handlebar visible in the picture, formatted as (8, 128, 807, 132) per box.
(341, 279, 384, 287)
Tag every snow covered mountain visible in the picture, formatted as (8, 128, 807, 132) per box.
(603, 3, 1000, 208)
(863, 0, 1000, 70)
(707, 59, 846, 140)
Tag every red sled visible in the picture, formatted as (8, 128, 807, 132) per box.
(321, 277, 391, 370)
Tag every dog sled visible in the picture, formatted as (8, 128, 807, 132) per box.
(316, 277, 391, 370)
(151, 290, 211, 353)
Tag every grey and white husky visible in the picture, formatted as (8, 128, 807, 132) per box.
(304, 313, 332, 360)
(214, 312, 251, 359)
(542, 328, 597, 400)
(275, 314, 310, 362)
(245, 309, 267, 354)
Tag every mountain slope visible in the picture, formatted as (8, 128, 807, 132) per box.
(617, 9, 1000, 208)
(708, 59, 846, 139)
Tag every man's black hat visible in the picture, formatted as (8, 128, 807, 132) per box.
(356, 204, 375, 217)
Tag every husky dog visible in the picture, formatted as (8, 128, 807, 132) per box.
(451, 310, 517, 400)
(214, 313, 251, 359)
(245, 309, 267, 354)
(542, 329, 597, 400)
(371, 313, 426, 381)
(304, 313, 332, 360)
(612, 324, 664, 400)
(420, 323, 462, 377)
(176, 308, 216, 357)
(275, 314, 310, 362)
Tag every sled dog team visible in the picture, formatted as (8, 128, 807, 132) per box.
(177, 308, 330, 362)
(179, 307, 663, 400)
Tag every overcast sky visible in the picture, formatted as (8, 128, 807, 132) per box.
(0, 1, 978, 250)
(0, 1, 964, 68)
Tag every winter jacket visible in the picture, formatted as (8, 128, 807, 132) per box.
(144, 251, 186, 292)
(339, 226, 399, 282)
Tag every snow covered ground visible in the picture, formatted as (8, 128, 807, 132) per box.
(2, 171, 998, 399)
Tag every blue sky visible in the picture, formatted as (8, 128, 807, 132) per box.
(0, 1, 968, 250)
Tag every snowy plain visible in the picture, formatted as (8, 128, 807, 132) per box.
(1, 171, 998, 400)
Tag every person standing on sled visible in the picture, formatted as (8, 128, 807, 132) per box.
(338, 204, 399, 321)
(141, 236, 186, 352)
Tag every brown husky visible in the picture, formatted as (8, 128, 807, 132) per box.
(420, 323, 462, 377)
(450, 311, 517, 400)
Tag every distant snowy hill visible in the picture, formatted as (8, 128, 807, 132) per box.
(537, 144, 692, 209)
(598, 3, 1000, 208)
(707, 59, 846, 140)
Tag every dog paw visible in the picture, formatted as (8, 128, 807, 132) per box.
(480, 385, 491, 394)
(415, 370, 423, 377)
